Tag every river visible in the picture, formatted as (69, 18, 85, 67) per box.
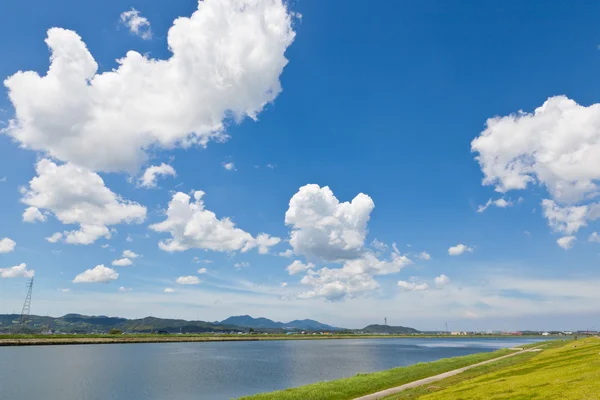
(0, 337, 549, 400)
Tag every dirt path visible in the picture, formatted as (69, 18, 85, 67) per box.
(353, 346, 543, 400)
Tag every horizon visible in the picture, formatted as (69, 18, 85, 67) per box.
(3, 0, 600, 333)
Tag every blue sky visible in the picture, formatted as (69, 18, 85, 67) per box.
(1, 0, 600, 331)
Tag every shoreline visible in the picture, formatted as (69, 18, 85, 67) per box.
(0, 334, 556, 347)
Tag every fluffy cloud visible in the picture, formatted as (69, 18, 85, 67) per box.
(472, 96, 600, 204)
(46, 233, 63, 243)
(23, 206, 47, 223)
(4, 0, 296, 172)
(298, 252, 412, 301)
(119, 287, 132, 292)
(417, 251, 431, 261)
(139, 164, 176, 188)
(0, 263, 34, 278)
(21, 159, 146, 245)
(222, 162, 236, 171)
(164, 288, 175, 293)
(285, 184, 374, 261)
(477, 198, 513, 213)
(0, 238, 16, 253)
(557, 236, 576, 250)
(286, 260, 314, 275)
(472, 95, 600, 236)
(541, 200, 590, 234)
(278, 249, 294, 258)
(397, 280, 429, 291)
(197, 267, 208, 274)
(150, 191, 280, 253)
(112, 258, 133, 267)
(435, 274, 450, 288)
(284, 184, 416, 301)
(448, 244, 474, 256)
(589, 232, 600, 243)
(120, 8, 152, 40)
(73, 265, 118, 283)
(298, 268, 379, 301)
(122, 250, 139, 259)
(176, 276, 201, 285)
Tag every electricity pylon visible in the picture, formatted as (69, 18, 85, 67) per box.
(19, 277, 34, 333)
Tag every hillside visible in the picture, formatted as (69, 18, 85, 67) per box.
(361, 324, 419, 334)
(220, 315, 341, 331)
(0, 314, 343, 334)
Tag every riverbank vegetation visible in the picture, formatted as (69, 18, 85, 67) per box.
(398, 337, 600, 399)
(0, 333, 555, 346)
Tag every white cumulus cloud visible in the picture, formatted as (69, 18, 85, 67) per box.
(0, 263, 34, 278)
(21, 159, 146, 245)
(73, 265, 118, 283)
(557, 236, 576, 250)
(472, 95, 600, 235)
(285, 184, 374, 261)
(435, 274, 450, 288)
(139, 163, 176, 188)
(197, 267, 208, 274)
(286, 260, 314, 275)
(112, 258, 132, 267)
(120, 8, 152, 40)
(222, 162, 236, 171)
(298, 251, 412, 301)
(23, 206, 47, 223)
(589, 232, 600, 243)
(397, 280, 429, 291)
(0, 238, 16, 253)
(122, 250, 140, 259)
(176, 276, 201, 285)
(150, 190, 280, 253)
(448, 244, 474, 256)
(417, 251, 431, 261)
(4, 0, 296, 173)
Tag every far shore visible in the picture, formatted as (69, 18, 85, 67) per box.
(0, 333, 558, 347)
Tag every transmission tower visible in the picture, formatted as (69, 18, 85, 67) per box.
(19, 277, 34, 332)
(384, 317, 387, 326)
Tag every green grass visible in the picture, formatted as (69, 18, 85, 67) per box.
(239, 348, 520, 400)
(383, 340, 567, 399)
(413, 337, 600, 399)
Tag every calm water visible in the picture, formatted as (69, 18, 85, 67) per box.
(0, 337, 549, 400)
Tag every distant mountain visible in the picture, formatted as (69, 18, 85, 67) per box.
(0, 313, 418, 334)
(220, 315, 341, 331)
(0, 314, 244, 334)
(0, 313, 342, 334)
(361, 324, 419, 334)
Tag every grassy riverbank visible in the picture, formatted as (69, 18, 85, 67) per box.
(239, 340, 560, 400)
(402, 337, 600, 399)
(0, 333, 549, 346)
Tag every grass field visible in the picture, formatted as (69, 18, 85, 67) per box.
(408, 337, 600, 399)
(239, 348, 520, 400)
(382, 339, 567, 399)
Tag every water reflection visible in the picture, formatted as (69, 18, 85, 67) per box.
(0, 337, 549, 400)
